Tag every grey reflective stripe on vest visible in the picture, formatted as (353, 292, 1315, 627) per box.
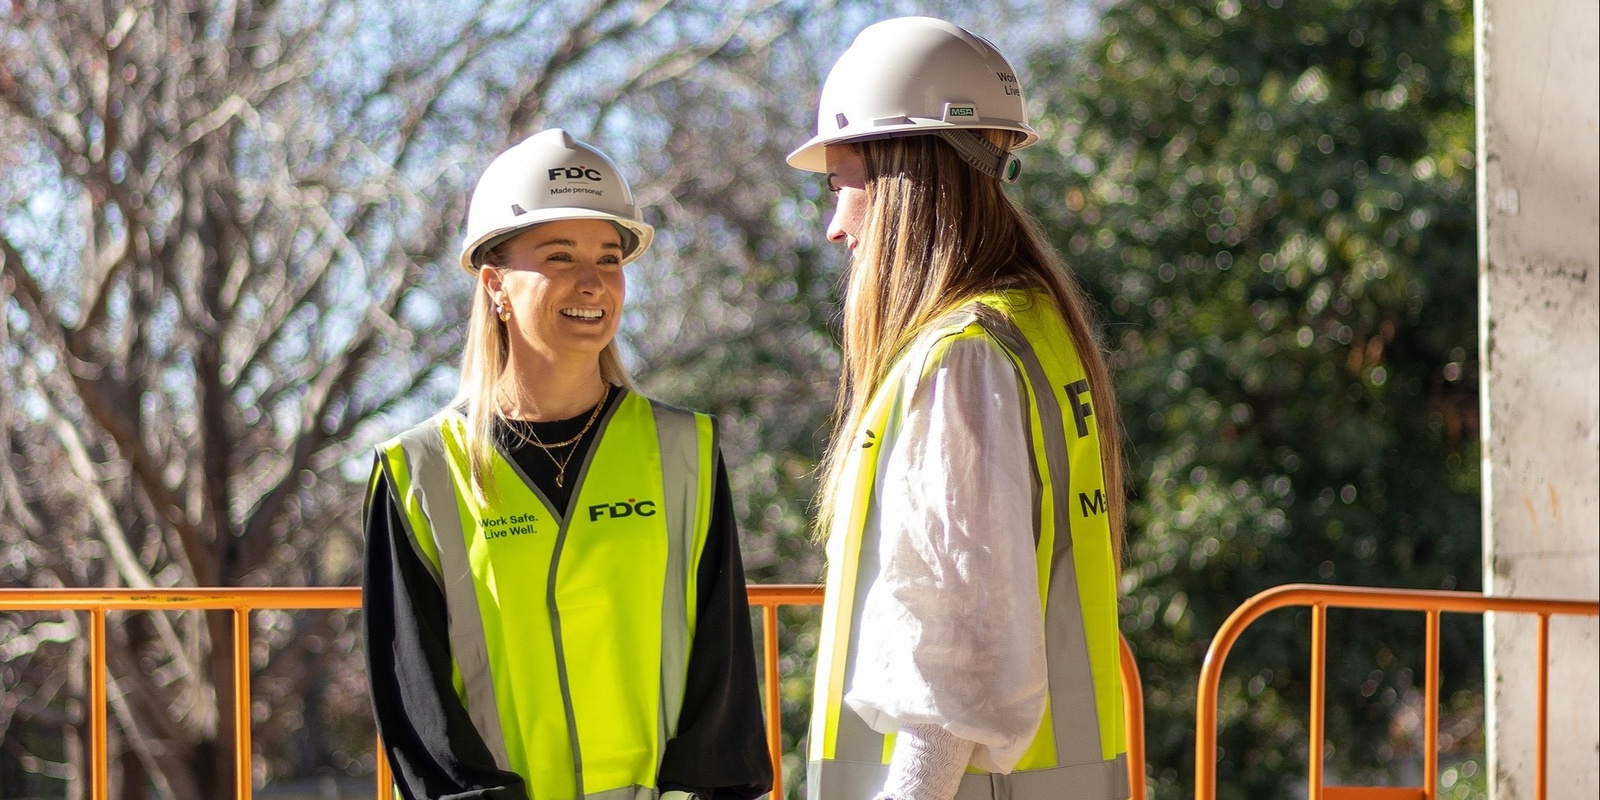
(389, 421, 513, 772)
(982, 313, 1113, 775)
(372, 453, 443, 589)
(585, 785, 653, 800)
(648, 401, 701, 766)
(809, 754, 1130, 800)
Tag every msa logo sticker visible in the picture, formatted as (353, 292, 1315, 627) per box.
(947, 104, 976, 118)
(587, 498, 658, 522)
(548, 166, 604, 181)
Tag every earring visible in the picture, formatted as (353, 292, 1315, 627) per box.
(494, 301, 512, 323)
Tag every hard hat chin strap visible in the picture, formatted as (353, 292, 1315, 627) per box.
(934, 129, 1022, 184)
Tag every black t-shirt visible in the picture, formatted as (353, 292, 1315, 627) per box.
(498, 383, 622, 515)
(361, 387, 772, 800)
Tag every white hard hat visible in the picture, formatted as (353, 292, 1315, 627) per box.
(786, 17, 1039, 177)
(458, 128, 655, 272)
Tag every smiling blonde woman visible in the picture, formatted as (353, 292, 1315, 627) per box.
(362, 129, 771, 800)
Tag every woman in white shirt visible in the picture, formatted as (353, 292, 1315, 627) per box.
(787, 17, 1131, 800)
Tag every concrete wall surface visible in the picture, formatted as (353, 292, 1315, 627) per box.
(1477, 0, 1600, 798)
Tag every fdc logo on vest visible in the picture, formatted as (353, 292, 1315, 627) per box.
(587, 499, 658, 522)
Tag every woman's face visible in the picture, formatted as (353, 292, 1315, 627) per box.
(480, 218, 626, 366)
(824, 145, 868, 252)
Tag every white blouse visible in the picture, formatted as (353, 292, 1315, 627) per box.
(842, 334, 1049, 773)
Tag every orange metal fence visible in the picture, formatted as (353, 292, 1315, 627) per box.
(0, 587, 364, 800)
(0, 584, 1149, 799)
(22, 583, 1589, 799)
(1194, 583, 1600, 800)
(0, 586, 831, 799)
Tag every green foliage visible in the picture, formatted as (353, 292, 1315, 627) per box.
(1023, 0, 1482, 795)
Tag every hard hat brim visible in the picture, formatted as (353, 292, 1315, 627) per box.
(786, 118, 1039, 174)
(458, 209, 655, 273)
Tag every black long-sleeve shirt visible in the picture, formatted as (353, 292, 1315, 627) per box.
(363, 388, 772, 799)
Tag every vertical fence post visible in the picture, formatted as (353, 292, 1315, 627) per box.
(89, 608, 108, 800)
(1308, 602, 1327, 800)
(375, 735, 392, 800)
(1535, 613, 1550, 800)
(234, 607, 252, 800)
(763, 602, 783, 800)
(1424, 610, 1440, 798)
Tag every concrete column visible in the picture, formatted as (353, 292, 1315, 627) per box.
(1476, 0, 1600, 798)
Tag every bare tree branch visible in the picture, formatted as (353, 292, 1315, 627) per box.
(1, 0, 851, 793)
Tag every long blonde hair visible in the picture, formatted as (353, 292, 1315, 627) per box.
(453, 238, 635, 498)
(815, 134, 1126, 562)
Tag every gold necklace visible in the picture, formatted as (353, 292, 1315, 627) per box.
(502, 392, 607, 488)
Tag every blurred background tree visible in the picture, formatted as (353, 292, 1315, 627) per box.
(1, 0, 1484, 798)
(1023, 0, 1481, 796)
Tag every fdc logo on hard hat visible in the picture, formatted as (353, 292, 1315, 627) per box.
(548, 166, 605, 181)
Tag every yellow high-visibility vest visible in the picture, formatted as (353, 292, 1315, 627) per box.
(810, 289, 1128, 799)
(376, 391, 716, 800)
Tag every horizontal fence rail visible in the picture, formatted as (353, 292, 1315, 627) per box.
(0, 584, 1150, 799)
(1194, 583, 1600, 800)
